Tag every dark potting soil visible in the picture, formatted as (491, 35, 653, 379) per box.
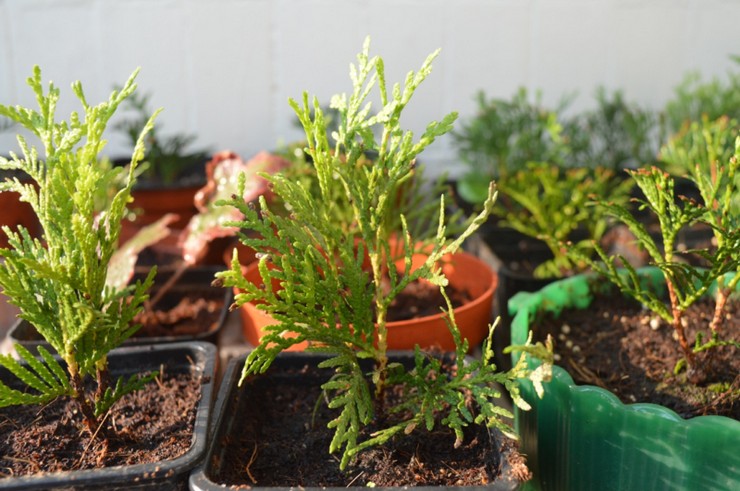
(135, 291, 224, 337)
(0, 372, 201, 477)
(386, 278, 471, 322)
(212, 363, 529, 488)
(535, 293, 739, 419)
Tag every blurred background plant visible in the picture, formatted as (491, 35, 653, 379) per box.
(662, 56, 740, 139)
(114, 89, 211, 186)
(569, 87, 659, 171)
(452, 88, 574, 205)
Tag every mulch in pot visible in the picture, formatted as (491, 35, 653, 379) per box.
(135, 290, 224, 338)
(213, 361, 528, 487)
(0, 372, 202, 477)
(533, 292, 739, 419)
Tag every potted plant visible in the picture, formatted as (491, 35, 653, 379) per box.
(509, 134, 739, 489)
(0, 66, 215, 489)
(191, 38, 554, 489)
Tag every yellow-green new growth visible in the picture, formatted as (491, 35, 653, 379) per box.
(0, 66, 159, 431)
(218, 38, 552, 470)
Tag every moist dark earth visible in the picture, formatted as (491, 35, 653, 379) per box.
(0, 372, 202, 478)
(211, 362, 529, 488)
(534, 293, 739, 419)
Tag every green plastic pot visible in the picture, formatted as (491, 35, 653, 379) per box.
(509, 267, 739, 491)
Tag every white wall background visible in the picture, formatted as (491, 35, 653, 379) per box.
(1, 0, 739, 176)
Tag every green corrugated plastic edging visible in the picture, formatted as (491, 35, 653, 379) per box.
(509, 267, 739, 491)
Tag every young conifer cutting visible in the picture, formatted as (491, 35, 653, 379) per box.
(568, 119, 740, 383)
(0, 67, 158, 432)
(218, 38, 553, 470)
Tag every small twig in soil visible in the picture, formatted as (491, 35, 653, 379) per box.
(30, 399, 56, 427)
(691, 375, 740, 417)
(244, 443, 259, 484)
(566, 358, 608, 389)
(346, 471, 365, 487)
(76, 410, 112, 469)
(154, 364, 166, 390)
(2, 455, 40, 474)
(0, 415, 18, 432)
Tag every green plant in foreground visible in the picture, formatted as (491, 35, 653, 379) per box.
(217, 39, 553, 469)
(498, 162, 633, 278)
(569, 137, 740, 382)
(0, 67, 158, 432)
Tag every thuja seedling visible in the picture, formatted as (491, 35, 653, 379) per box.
(571, 131, 740, 382)
(217, 38, 553, 470)
(0, 67, 159, 433)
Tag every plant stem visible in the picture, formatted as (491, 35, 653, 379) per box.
(710, 284, 730, 334)
(666, 281, 695, 371)
(371, 247, 388, 403)
(69, 367, 99, 433)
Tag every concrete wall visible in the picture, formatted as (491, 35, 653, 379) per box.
(1, 0, 738, 176)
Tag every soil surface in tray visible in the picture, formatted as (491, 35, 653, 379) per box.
(212, 362, 529, 488)
(0, 372, 201, 477)
(534, 293, 739, 419)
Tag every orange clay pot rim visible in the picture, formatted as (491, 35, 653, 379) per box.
(238, 250, 497, 328)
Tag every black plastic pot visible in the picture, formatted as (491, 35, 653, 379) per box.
(189, 352, 523, 491)
(0, 341, 216, 490)
(8, 266, 231, 349)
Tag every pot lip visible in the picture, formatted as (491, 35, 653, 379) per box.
(386, 250, 497, 328)
(240, 249, 498, 328)
(189, 350, 522, 491)
(510, 267, 740, 427)
(0, 341, 217, 488)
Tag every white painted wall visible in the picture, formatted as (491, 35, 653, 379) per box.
(1, 0, 738, 176)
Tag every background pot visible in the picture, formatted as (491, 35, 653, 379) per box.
(0, 341, 216, 490)
(509, 269, 740, 491)
(235, 250, 497, 352)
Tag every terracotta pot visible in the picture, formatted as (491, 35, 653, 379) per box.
(0, 181, 40, 249)
(235, 250, 497, 352)
(119, 184, 200, 240)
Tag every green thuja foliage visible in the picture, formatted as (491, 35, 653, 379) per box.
(217, 39, 553, 470)
(567, 136, 740, 382)
(0, 67, 158, 432)
(497, 162, 633, 278)
(570, 87, 658, 170)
